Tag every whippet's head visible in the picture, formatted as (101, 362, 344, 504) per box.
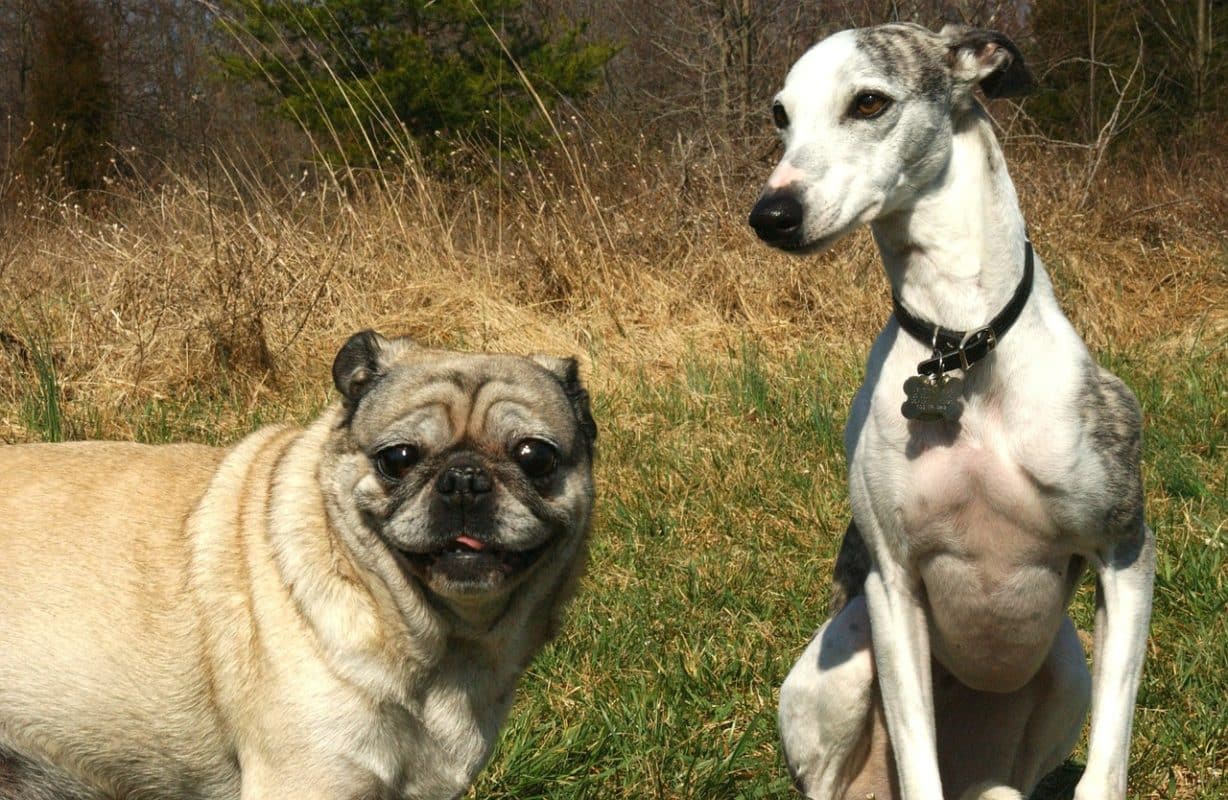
(748, 23, 1033, 252)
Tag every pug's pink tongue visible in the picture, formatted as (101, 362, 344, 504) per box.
(455, 535, 486, 551)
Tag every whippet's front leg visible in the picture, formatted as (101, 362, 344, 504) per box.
(862, 552, 944, 799)
(1074, 525, 1156, 800)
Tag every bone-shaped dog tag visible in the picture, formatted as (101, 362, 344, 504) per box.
(901, 373, 964, 422)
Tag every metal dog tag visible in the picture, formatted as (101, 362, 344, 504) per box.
(901, 373, 964, 422)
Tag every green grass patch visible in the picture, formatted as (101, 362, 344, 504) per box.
(17, 334, 66, 442)
(1, 337, 1222, 798)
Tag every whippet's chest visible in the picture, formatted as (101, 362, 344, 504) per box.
(870, 410, 1084, 690)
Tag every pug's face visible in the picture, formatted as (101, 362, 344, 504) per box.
(329, 332, 597, 607)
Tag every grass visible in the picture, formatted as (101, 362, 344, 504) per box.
(4, 333, 1221, 797)
(0, 130, 1224, 797)
(474, 343, 861, 800)
(17, 333, 65, 443)
(1125, 346, 1227, 799)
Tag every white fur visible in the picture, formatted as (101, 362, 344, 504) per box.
(759, 24, 1154, 800)
(959, 784, 1023, 800)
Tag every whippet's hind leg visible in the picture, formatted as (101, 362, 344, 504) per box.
(933, 615, 1090, 799)
(780, 594, 897, 800)
(1011, 616, 1090, 790)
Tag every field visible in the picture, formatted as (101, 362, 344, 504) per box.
(1, 129, 1224, 798)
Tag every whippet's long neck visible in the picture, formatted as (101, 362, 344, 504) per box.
(872, 111, 1029, 332)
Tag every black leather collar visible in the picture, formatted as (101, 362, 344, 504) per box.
(892, 240, 1034, 376)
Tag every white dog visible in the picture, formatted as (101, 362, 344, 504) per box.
(749, 23, 1154, 800)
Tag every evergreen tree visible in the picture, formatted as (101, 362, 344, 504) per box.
(218, 0, 616, 167)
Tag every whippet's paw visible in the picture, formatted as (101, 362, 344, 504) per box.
(958, 783, 1023, 800)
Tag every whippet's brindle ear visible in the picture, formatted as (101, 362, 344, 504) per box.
(332, 330, 417, 406)
(941, 24, 1035, 99)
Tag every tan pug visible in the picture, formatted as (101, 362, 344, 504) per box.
(0, 331, 597, 800)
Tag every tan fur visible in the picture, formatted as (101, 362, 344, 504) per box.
(0, 336, 596, 800)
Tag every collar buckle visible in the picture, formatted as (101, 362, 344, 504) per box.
(918, 324, 1000, 376)
(957, 325, 997, 371)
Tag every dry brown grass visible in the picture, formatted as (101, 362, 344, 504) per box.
(0, 126, 1224, 443)
(0, 126, 1224, 799)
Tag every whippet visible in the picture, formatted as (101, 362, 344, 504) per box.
(748, 23, 1154, 800)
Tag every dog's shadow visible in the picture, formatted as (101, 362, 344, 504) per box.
(1030, 761, 1084, 799)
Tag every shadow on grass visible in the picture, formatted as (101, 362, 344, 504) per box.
(1032, 761, 1084, 799)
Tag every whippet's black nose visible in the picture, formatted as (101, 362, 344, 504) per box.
(748, 192, 804, 246)
(436, 464, 493, 501)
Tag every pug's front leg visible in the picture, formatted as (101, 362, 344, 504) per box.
(240, 759, 371, 800)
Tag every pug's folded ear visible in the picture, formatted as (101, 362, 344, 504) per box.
(333, 330, 387, 404)
(941, 24, 1034, 99)
(332, 330, 418, 405)
(531, 355, 598, 447)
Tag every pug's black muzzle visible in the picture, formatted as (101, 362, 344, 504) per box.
(398, 456, 553, 588)
(404, 540, 552, 587)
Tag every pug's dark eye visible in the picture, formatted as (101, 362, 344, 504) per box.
(851, 92, 891, 119)
(772, 101, 789, 129)
(374, 444, 420, 481)
(511, 439, 558, 479)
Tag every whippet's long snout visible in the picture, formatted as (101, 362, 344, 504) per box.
(748, 190, 804, 247)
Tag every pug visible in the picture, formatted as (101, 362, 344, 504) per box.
(0, 331, 597, 800)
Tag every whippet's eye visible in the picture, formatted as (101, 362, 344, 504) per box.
(374, 444, 421, 481)
(851, 93, 891, 119)
(772, 102, 789, 129)
(511, 438, 558, 479)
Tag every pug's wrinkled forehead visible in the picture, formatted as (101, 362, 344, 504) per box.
(358, 354, 579, 446)
(331, 331, 595, 456)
